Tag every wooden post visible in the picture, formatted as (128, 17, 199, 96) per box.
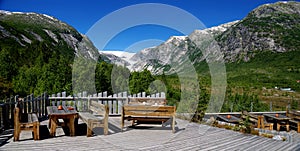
(30, 94, 35, 113)
(118, 93, 122, 114)
(156, 93, 159, 98)
(28, 95, 32, 113)
(98, 92, 103, 104)
(113, 94, 117, 114)
(62, 91, 66, 106)
(103, 91, 107, 106)
(142, 92, 146, 97)
(56, 93, 61, 106)
(41, 93, 45, 116)
(51, 94, 55, 106)
(3, 100, 9, 129)
(108, 95, 112, 114)
(83, 91, 87, 111)
(161, 92, 166, 98)
(10, 96, 15, 127)
(23, 97, 27, 115)
(45, 92, 50, 116)
(0, 104, 2, 128)
(13, 107, 20, 141)
(258, 116, 263, 129)
(77, 92, 81, 111)
(38, 96, 41, 117)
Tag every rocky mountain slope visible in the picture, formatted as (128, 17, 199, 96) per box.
(126, 1, 300, 74)
(218, 1, 300, 62)
(129, 21, 239, 74)
(0, 10, 108, 96)
(0, 10, 104, 60)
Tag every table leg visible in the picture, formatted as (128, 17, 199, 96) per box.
(50, 117, 57, 137)
(277, 123, 281, 131)
(69, 116, 75, 136)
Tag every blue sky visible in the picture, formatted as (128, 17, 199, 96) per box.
(0, 0, 286, 52)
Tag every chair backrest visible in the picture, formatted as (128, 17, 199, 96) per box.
(89, 100, 108, 116)
(128, 98, 166, 105)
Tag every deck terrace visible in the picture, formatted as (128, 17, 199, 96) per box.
(1, 117, 300, 151)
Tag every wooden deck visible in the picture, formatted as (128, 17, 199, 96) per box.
(1, 117, 300, 150)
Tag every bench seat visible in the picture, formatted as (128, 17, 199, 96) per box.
(79, 101, 108, 137)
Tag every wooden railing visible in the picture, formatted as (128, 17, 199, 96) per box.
(0, 93, 49, 130)
(49, 91, 166, 115)
(0, 91, 166, 131)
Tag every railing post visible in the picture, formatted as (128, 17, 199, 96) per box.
(56, 92, 61, 106)
(30, 94, 34, 113)
(33, 94, 37, 113)
(113, 94, 117, 114)
(3, 99, 9, 129)
(41, 93, 45, 116)
(45, 92, 49, 116)
(62, 91, 66, 106)
(10, 96, 15, 128)
(82, 91, 87, 111)
(38, 95, 41, 117)
(0, 104, 2, 129)
(118, 93, 122, 114)
(103, 91, 107, 106)
(24, 96, 27, 114)
(27, 95, 31, 113)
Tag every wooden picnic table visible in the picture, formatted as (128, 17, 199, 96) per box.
(216, 114, 241, 124)
(47, 106, 78, 137)
(264, 114, 291, 131)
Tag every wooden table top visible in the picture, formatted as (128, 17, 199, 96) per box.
(47, 106, 78, 116)
(216, 114, 241, 123)
(264, 114, 291, 121)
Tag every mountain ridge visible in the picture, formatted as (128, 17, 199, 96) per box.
(0, 10, 109, 96)
(120, 1, 300, 74)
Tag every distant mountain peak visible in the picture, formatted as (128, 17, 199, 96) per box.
(248, 1, 300, 18)
(165, 36, 187, 43)
(116, 1, 300, 73)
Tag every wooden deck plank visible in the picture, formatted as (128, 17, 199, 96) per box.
(1, 117, 300, 150)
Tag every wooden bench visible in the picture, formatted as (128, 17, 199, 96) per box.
(79, 100, 109, 137)
(286, 108, 300, 133)
(121, 105, 176, 133)
(14, 107, 40, 141)
(241, 111, 273, 130)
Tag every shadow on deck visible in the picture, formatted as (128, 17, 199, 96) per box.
(1, 117, 300, 150)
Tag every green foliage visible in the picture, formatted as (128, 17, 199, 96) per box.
(222, 90, 269, 112)
(239, 115, 251, 133)
(129, 69, 155, 95)
(95, 61, 113, 94)
(226, 51, 300, 91)
(291, 99, 299, 110)
(111, 65, 130, 93)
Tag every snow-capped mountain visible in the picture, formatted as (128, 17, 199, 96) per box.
(118, 1, 300, 74)
(128, 20, 238, 74)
